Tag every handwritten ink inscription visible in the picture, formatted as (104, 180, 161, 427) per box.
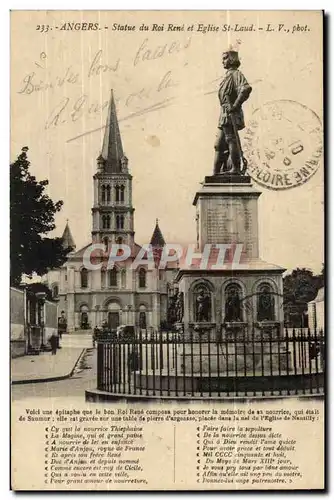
(18, 66, 80, 95)
(16, 36, 192, 135)
(88, 50, 120, 78)
(133, 37, 191, 66)
(15, 23, 309, 143)
(44, 69, 178, 131)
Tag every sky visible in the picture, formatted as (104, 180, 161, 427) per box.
(10, 10, 324, 274)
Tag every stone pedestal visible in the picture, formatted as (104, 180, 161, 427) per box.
(193, 175, 261, 258)
(177, 321, 288, 376)
(173, 175, 287, 382)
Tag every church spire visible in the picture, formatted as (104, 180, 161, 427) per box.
(92, 90, 134, 246)
(100, 90, 125, 173)
(150, 219, 166, 248)
(61, 220, 76, 250)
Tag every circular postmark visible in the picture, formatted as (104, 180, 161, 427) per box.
(243, 100, 323, 190)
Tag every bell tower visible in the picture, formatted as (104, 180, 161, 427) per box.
(92, 90, 134, 249)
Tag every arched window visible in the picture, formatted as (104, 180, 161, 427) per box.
(52, 285, 59, 299)
(139, 268, 146, 288)
(139, 306, 147, 329)
(116, 215, 124, 229)
(115, 186, 120, 202)
(121, 156, 128, 170)
(115, 237, 124, 258)
(120, 185, 125, 202)
(80, 304, 89, 329)
(106, 185, 111, 202)
(103, 237, 109, 252)
(108, 268, 118, 287)
(193, 283, 211, 322)
(102, 214, 110, 229)
(80, 268, 88, 288)
(257, 284, 275, 321)
(224, 283, 243, 322)
(101, 185, 106, 202)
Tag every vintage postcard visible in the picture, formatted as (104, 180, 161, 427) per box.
(10, 10, 324, 490)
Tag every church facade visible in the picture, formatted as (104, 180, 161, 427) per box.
(44, 91, 177, 332)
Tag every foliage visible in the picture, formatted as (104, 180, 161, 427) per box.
(283, 266, 324, 327)
(10, 147, 70, 286)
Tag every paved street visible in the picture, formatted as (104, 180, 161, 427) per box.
(60, 332, 93, 349)
(11, 347, 83, 384)
(11, 333, 97, 401)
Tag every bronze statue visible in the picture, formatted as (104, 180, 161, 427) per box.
(257, 287, 275, 322)
(167, 293, 177, 325)
(196, 290, 210, 322)
(225, 287, 242, 322)
(175, 292, 184, 323)
(214, 50, 252, 176)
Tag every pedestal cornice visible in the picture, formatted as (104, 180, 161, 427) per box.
(193, 181, 262, 206)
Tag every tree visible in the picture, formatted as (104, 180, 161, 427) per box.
(314, 263, 325, 290)
(10, 147, 70, 286)
(25, 282, 54, 302)
(283, 267, 323, 327)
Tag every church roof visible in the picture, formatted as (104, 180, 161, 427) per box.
(61, 221, 76, 250)
(100, 90, 124, 173)
(150, 219, 166, 247)
(69, 242, 144, 261)
(67, 241, 178, 269)
(69, 243, 91, 258)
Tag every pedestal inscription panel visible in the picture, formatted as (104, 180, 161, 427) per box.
(203, 198, 258, 258)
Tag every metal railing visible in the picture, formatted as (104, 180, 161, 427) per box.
(96, 328, 325, 398)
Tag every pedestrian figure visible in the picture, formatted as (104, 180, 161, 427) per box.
(49, 333, 58, 355)
(128, 349, 140, 371)
(93, 326, 100, 347)
(58, 311, 67, 340)
(309, 341, 320, 360)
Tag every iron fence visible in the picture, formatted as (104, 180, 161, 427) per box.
(96, 328, 325, 398)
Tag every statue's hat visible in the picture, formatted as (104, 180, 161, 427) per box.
(223, 42, 240, 54)
(223, 44, 241, 66)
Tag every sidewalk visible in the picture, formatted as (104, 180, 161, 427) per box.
(11, 347, 85, 384)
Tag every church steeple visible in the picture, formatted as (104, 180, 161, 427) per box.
(61, 220, 76, 250)
(92, 90, 134, 247)
(150, 219, 166, 248)
(99, 90, 127, 173)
